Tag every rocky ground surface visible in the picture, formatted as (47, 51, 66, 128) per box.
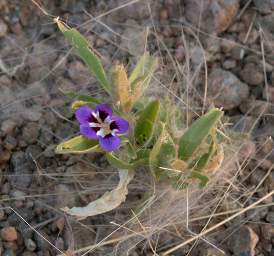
(0, 0, 274, 255)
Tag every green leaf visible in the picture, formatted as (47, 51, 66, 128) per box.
(106, 153, 134, 169)
(129, 54, 158, 87)
(172, 180, 189, 190)
(106, 152, 148, 169)
(190, 171, 209, 188)
(149, 124, 176, 179)
(55, 135, 100, 154)
(171, 169, 209, 190)
(178, 108, 223, 161)
(131, 157, 149, 167)
(192, 141, 216, 172)
(56, 20, 111, 95)
(134, 100, 160, 146)
(129, 53, 158, 96)
(136, 149, 150, 159)
(124, 140, 137, 159)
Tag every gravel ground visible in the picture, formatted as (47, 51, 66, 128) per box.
(0, 0, 274, 255)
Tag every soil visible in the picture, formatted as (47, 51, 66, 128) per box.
(0, 0, 273, 255)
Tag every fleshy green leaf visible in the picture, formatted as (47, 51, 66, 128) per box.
(125, 141, 137, 159)
(149, 124, 176, 179)
(134, 100, 160, 146)
(106, 153, 134, 169)
(129, 53, 158, 89)
(190, 171, 209, 188)
(131, 157, 149, 167)
(62, 169, 134, 219)
(56, 19, 111, 95)
(136, 149, 150, 159)
(55, 135, 100, 154)
(172, 180, 189, 190)
(106, 152, 148, 169)
(129, 53, 158, 100)
(192, 141, 216, 172)
(178, 108, 223, 161)
(171, 169, 209, 190)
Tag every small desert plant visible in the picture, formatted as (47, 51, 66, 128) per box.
(54, 18, 224, 219)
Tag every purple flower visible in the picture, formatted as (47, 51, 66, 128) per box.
(75, 104, 129, 151)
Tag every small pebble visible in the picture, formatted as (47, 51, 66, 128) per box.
(240, 63, 264, 86)
(175, 45, 185, 61)
(190, 46, 205, 66)
(185, 0, 239, 34)
(221, 37, 237, 53)
(24, 238, 37, 251)
(4, 136, 17, 151)
(3, 241, 18, 251)
(250, 169, 266, 186)
(266, 212, 274, 224)
(0, 208, 5, 221)
(202, 248, 224, 256)
(55, 217, 65, 233)
(263, 86, 274, 103)
(238, 140, 256, 161)
(10, 190, 26, 200)
(261, 224, 273, 241)
(22, 110, 42, 122)
(1, 120, 17, 135)
(22, 252, 37, 256)
(231, 46, 245, 60)
(22, 122, 39, 144)
(55, 237, 65, 250)
(0, 227, 18, 242)
(222, 59, 236, 69)
(2, 249, 15, 256)
(67, 60, 89, 84)
(240, 99, 269, 117)
(208, 68, 249, 110)
(0, 148, 11, 164)
(159, 8, 168, 21)
(1, 183, 10, 194)
(254, 0, 274, 14)
(0, 19, 7, 37)
(34, 231, 51, 251)
(227, 226, 258, 256)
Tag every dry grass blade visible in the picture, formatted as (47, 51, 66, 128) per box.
(162, 189, 274, 255)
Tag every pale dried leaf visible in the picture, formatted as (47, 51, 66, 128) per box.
(130, 81, 142, 105)
(62, 169, 134, 219)
(71, 100, 89, 111)
(204, 144, 224, 175)
(113, 64, 132, 112)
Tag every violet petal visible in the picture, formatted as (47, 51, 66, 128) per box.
(80, 124, 98, 139)
(75, 106, 94, 124)
(96, 104, 112, 121)
(110, 116, 129, 134)
(99, 135, 121, 151)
